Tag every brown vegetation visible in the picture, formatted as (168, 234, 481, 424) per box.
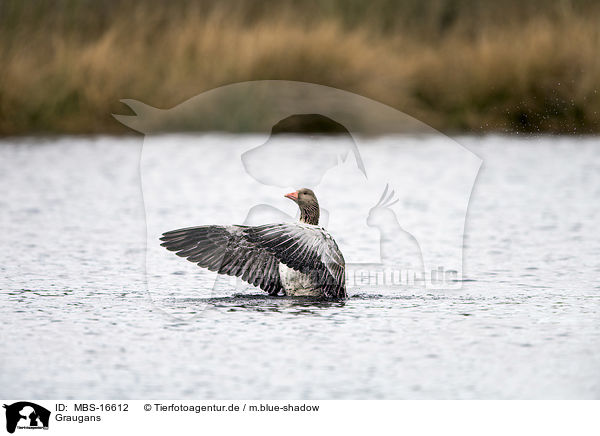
(1, 0, 599, 134)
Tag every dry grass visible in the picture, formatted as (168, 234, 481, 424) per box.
(1, 0, 599, 134)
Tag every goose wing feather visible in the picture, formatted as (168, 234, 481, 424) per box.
(160, 223, 346, 298)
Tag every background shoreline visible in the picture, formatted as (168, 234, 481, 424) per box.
(2, 0, 599, 136)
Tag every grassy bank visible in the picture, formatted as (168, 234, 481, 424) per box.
(1, 0, 599, 135)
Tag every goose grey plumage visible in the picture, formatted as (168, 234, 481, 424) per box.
(159, 188, 346, 299)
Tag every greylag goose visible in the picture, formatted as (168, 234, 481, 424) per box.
(159, 188, 346, 299)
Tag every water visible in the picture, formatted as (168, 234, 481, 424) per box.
(0, 135, 599, 399)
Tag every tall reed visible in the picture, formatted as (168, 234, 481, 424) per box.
(1, 0, 598, 134)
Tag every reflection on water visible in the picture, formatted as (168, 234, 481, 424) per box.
(161, 294, 346, 317)
(0, 135, 599, 399)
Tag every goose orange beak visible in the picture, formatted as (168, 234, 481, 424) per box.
(284, 191, 299, 201)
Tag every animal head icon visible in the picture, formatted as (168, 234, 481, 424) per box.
(367, 184, 399, 228)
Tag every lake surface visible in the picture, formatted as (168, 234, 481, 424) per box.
(1, 134, 599, 399)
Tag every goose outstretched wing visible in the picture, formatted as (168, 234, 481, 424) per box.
(160, 223, 346, 298)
